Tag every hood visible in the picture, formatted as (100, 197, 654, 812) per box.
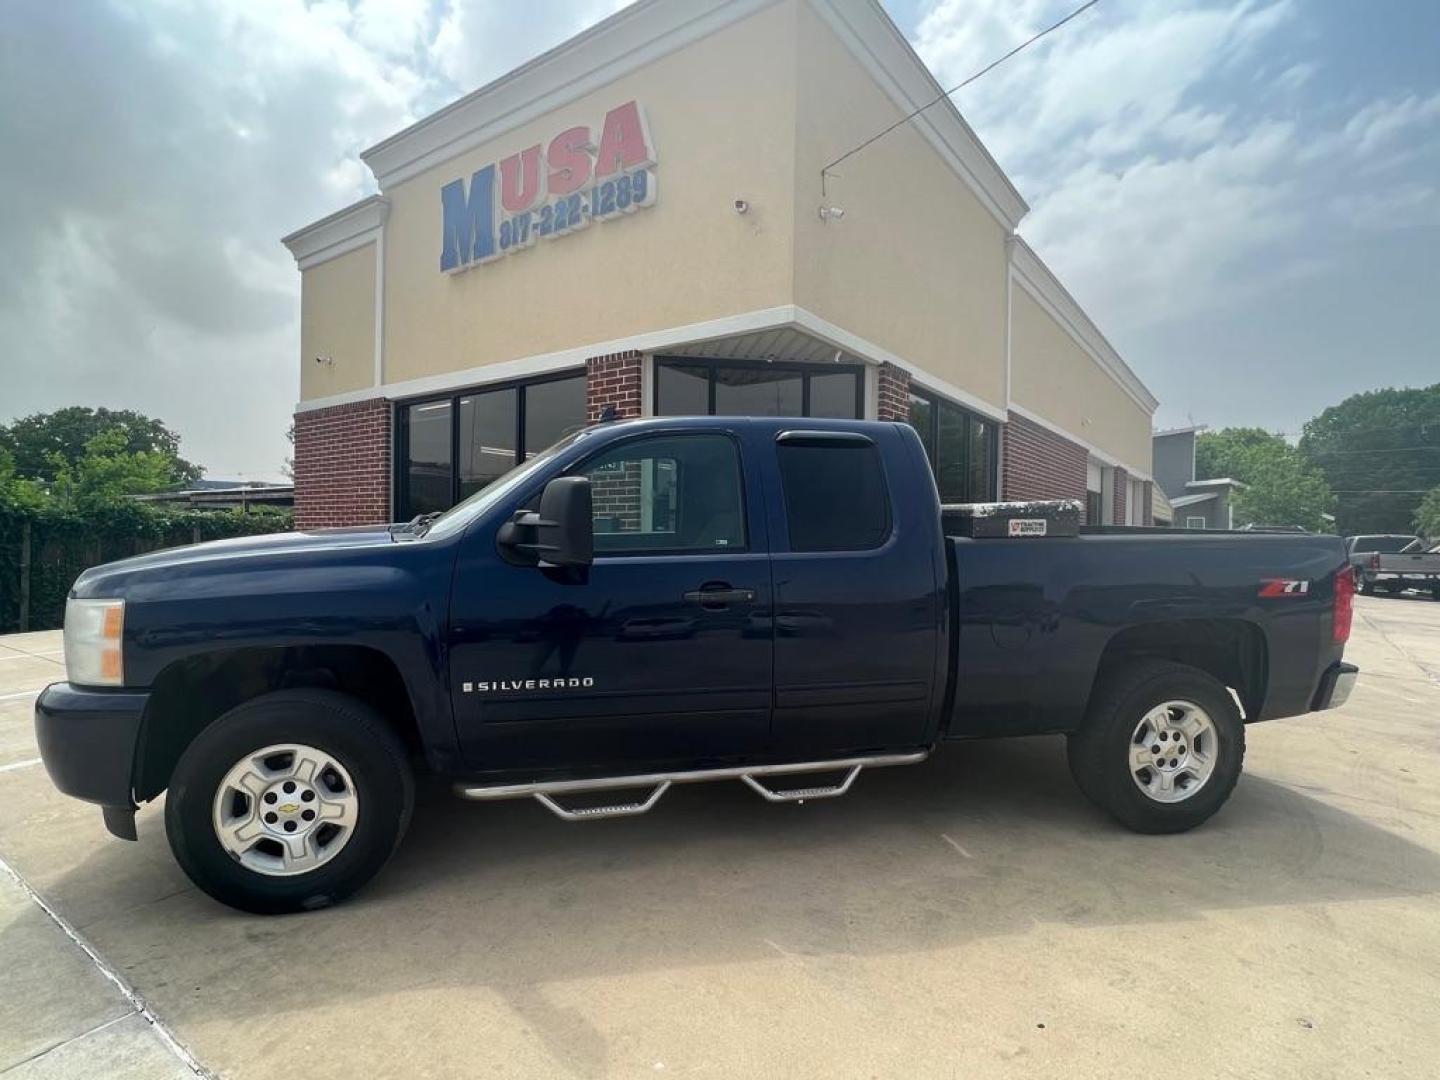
(72, 525, 398, 597)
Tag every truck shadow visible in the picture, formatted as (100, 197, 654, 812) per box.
(12, 735, 1440, 1076)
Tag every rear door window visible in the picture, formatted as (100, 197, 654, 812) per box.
(776, 437, 891, 552)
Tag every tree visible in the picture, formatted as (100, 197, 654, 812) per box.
(1299, 384, 1440, 535)
(48, 430, 185, 509)
(1415, 485, 1440, 542)
(0, 447, 47, 510)
(0, 407, 202, 485)
(1195, 428, 1335, 532)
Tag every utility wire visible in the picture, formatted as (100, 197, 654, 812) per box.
(821, 0, 1102, 189)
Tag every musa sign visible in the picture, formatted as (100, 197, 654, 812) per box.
(440, 100, 657, 274)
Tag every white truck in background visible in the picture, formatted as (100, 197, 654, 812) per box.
(1347, 534, 1440, 600)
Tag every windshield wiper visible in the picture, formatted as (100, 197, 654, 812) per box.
(393, 511, 443, 537)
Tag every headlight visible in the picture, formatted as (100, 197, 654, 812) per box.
(64, 598, 125, 687)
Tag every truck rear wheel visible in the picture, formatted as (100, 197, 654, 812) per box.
(164, 689, 414, 914)
(1067, 660, 1245, 834)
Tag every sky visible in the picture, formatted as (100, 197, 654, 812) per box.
(1, 0, 1437, 479)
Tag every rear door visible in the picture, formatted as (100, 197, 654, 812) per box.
(764, 426, 945, 755)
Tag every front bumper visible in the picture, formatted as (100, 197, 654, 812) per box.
(34, 682, 149, 836)
(1312, 662, 1359, 711)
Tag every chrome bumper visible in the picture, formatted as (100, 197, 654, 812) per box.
(1314, 662, 1359, 711)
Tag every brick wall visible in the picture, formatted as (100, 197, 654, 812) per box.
(293, 398, 391, 530)
(1113, 467, 1128, 525)
(586, 351, 644, 422)
(876, 362, 910, 422)
(1002, 412, 1088, 509)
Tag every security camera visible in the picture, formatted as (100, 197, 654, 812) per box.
(733, 198, 749, 215)
(314, 354, 332, 366)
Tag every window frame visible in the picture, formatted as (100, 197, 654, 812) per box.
(904, 387, 999, 504)
(1185, 515, 1207, 530)
(394, 368, 586, 521)
(566, 430, 752, 558)
(653, 357, 865, 420)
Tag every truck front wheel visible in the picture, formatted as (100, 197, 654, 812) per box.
(164, 689, 414, 914)
(1067, 660, 1245, 834)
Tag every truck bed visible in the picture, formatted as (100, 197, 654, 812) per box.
(944, 529, 1349, 739)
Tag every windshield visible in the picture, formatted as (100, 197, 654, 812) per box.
(415, 430, 586, 540)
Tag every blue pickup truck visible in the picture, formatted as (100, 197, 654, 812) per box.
(37, 417, 1358, 913)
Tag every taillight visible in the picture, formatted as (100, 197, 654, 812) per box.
(1333, 566, 1354, 644)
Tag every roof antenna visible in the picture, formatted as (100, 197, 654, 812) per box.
(599, 404, 619, 423)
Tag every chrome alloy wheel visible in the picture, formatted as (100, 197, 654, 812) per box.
(211, 743, 359, 877)
(1129, 700, 1219, 804)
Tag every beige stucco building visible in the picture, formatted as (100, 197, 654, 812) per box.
(283, 0, 1158, 529)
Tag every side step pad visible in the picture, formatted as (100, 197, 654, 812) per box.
(454, 752, 925, 823)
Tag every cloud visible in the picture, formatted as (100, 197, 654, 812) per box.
(907, 0, 1440, 344)
(0, 0, 633, 477)
(431, 0, 633, 93)
(1342, 91, 1440, 156)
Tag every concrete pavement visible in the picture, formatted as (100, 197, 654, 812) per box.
(0, 632, 198, 1079)
(1, 596, 1439, 1078)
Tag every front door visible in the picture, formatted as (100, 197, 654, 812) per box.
(449, 428, 773, 774)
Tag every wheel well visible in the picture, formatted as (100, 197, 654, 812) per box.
(1092, 620, 1267, 721)
(135, 645, 421, 802)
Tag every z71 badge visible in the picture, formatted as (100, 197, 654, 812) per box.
(463, 677, 595, 693)
(1258, 579, 1310, 597)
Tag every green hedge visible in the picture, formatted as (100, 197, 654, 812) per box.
(0, 502, 292, 633)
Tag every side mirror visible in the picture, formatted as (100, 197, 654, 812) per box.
(500, 476, 593, 567)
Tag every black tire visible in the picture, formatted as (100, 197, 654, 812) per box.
(1067, 660, 1245, 834)
(1359, 577, 1375, 596)
(164, 689, 414, 915)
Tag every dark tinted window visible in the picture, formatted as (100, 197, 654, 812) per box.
(968, 417, 995, 501)
(458, 389, 517, 500)
(524, 376, 586, 458)
(714, 367, 802, 417)
(777, 441, 890, 552)
(809, 371, 860, 418)
(579, 434, 746, 554)
(935, 402, 968, 503)
(905, 390, 996, 503)
(405, 401, 452, 515)
(655, 360, 861, 420)
(398, 371, 586, 519)
(656, 362, 709, 415)
(1351, 535, 1418, 554)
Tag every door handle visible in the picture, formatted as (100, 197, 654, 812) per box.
(683, 585, 757, 608)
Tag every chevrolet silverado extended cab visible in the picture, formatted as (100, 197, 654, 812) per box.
(37, 417, 1359, 913)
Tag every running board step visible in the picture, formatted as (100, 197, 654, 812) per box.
(534, 782, 670, 821)
(742, 764, 861, 802)
(454, 751, 926, 822)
